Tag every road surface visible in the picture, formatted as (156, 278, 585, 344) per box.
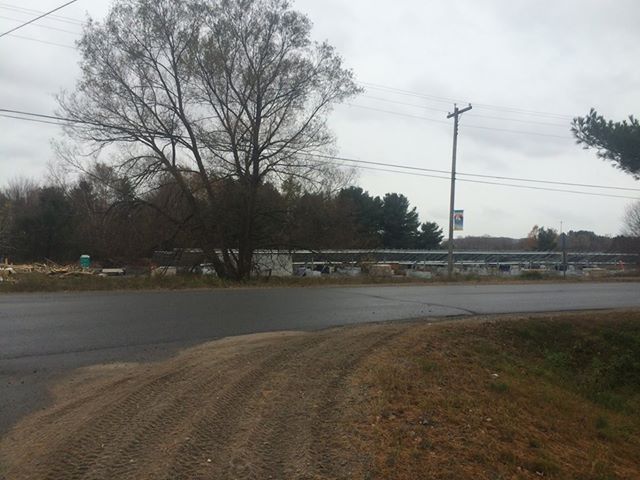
(1, 281, 639, 435)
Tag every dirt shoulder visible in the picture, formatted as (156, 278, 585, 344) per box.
(2, 311, 640, 479)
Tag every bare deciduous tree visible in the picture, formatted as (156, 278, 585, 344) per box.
(0, 193, 11, 254)
(624, 201, 640, 237)
(58, 0, 361, 279)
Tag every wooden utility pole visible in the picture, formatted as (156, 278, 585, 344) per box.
(447, 103, 472, 278)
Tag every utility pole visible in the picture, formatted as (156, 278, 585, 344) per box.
(560, 221, 567, 278)
(447, 103, 472, 278)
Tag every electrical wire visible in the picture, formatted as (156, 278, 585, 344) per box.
(0, 0, 78, 38)
(0, 27, 578, 136)
(345, 103, 449, 124)
(463, 123, 570, 139)
(358, 81, 573, 120)
(0, 6, 585, 129)
(0, 108, 77, 123)
(326, 161, 639, 200)
(466, 112, 568, 128)
(362, 94, 568, 128)
(0, 14, 81, 35)
(0, 113, 67, 126)
(346, 103, 571, 139)
(0, 2, 83, 26)
(3, 108, 637, 199)
(302, 152, 640, 193)
(362, 95, 450, 113)
(2, 33, 76, 49)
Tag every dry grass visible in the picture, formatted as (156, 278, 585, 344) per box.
(1, 271, 638, 293)
(347, 312, 640, 479)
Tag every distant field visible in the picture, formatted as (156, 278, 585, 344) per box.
(1, 311, 639, 479)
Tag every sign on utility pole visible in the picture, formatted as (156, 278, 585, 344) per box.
(447, 104, 472, 278)
(453, 210, 464, 231)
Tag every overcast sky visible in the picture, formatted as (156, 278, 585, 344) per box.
(1, 0, 639, 238)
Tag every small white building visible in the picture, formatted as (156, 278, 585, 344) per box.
(253, 251, 294, 277)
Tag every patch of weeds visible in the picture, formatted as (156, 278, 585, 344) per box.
(544, 350, 571, 372)
(591, 392, 626, 412)
(497, 429, 516, 442)
(499, 362, 521, 375)
(446, 397, 465, 410)
(489, 381, 509, 394)
(498, 319, 640, 413)
(417, 358, 439, 374)
(497, 449, 519, 467)
(417, 438, 434, 450)
(595, 415, 619, 441)
(527, 453, 561, 476)
(528, 438, 542, 449)
(462, 273, 481, 281)
(575, 458, 620, 480)
(520, 271, 546, 280)
(473, 341, 501, 359)
(510, 320, 576, 348)
(589, 460, 619, 480)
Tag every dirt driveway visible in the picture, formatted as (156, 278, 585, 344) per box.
(1, 323, 403, 479)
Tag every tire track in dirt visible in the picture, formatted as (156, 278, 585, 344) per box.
(199, 327, 401, 480)
(1, 325, 402, 480)
(42, 367, 194, 480)
(8, 334, 314, 480)
(160, 335, 328, 480)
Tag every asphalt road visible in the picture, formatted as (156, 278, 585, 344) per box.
(1, 281, 639, 435)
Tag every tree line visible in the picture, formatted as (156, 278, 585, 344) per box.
(3, 168, 637, 265)
(451, 229, 636, 253)
(0, 169, 444, 264)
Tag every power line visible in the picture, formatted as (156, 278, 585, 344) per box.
(0, 27, 576, 135)
(358, 81, 573, 120)
(2, 33, 76, 49)
(362, 95, 450, 113)
(0, 109, 76, 123)
(0, 8, 580, 127)
(327, 160, 639, 201)
(362, 94, 568, 128)
(299, 153, 640, 193)
(463, 123, 569, 139)
(466, 112, 568, 128)
(4, 107, 638, 198)
(346, 103, 571, 139)
(0, 2, 83, 26)
(0, 14, 81, 35)
(0, 113, 67, 126)
(0, 0, 78, 38)
(358, 81, 461, 106)
(345, 103, 449, 124)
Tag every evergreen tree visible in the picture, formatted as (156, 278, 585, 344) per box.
(572, 109, 640, 178)
(416, 221, 444, 249)
(381, 193, 420, 248)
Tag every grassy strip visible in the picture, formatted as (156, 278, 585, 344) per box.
(1, 271, 639, 293)
(0, 272, 435, 293)
(349, 311, 640, 479)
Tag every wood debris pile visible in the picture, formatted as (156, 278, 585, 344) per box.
(0, 267, 16, 282)
(8, 259, 96, 277)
